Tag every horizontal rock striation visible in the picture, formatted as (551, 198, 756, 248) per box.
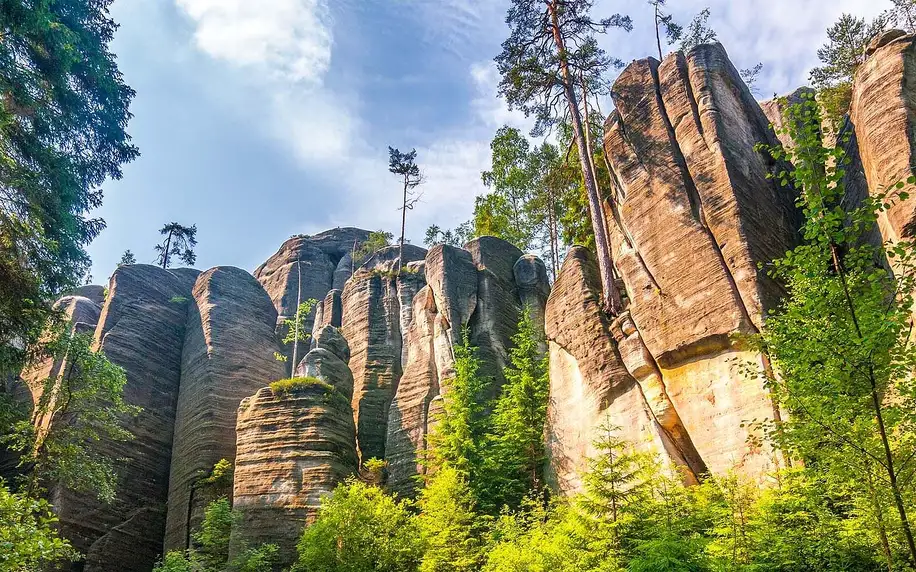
(73, 265, 196, 571)
(164, 266, 286, 552)
(231, 327, 356, 568)
(255, 228, 371, 365)
(589, 43, 798, 482)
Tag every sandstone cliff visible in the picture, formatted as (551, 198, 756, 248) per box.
(164, 266, 286, 551)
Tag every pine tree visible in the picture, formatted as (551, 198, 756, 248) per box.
(485, 309, 549, 511)
(118, 250, 136, 266)
(389, 148, 424, 273)
(155, 222, 198, 269)
(680, 8, 717, 51)
(650, 0, 683, 60)
(496, 0, 631, 314)
(416, 466, 486, 572)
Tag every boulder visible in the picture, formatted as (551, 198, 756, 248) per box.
(164, 267, 286, 552)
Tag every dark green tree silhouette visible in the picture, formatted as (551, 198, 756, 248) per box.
(155, 223, 198, 269)
(118, 250, 136, 266)
(0, 0, 138, 375)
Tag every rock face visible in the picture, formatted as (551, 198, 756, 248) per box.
(164, 267, 286, 552)
(75, 265, 196, 571)
(851, 31, 916, 245)
(254, 228, 371, 364)
(231, 327, 357, 568)
(384, 239, 551, 495)
(340, 245, 427, 462)
(588, 43, 799, 483)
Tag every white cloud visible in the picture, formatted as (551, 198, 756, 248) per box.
(175, 0, 333, 85)
(469, 61, 531, 131)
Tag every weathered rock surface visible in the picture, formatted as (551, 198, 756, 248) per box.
(594, 44, 796, 481)
(760, 87, 815, 150)
(851, 31, 916, 244)
(544, 248, 678, 493)
(340, 245, 426, 462)
(386, 285, 439, 496)
(164, 266, 286, 552)
(255, 228, 371, 363)
(231, 327, 356, 568)
(73, 265, 193, 571)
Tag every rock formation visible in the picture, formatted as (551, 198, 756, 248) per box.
(255, 228, 371, 364)
(164, 266, 286, 551)
(231, 326, 357, 568)
(78, 265, 196, 571)
(340, 244, 427, 462)
(582, 42, 800, 484)
(851, 30, 916, 245)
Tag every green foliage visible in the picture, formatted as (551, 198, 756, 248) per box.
(417, 465, 487, 572)
(269, 376, 333, 394)
(281, 299, 319, 346)
(293, 479, 422, 572)
(650, 0, 683, 59)
(155, 222, 198, 269)
(192, 498, 233, 570)
(354, 230, 393, 262)
(0, 480, 78, 571)
(0, 0, 138, 377)
(170, 296, 189, 304)
(362, 457, 388, 486)
(119, 250, 137, 266)
(230, 544, 278, 572)
(426, 331, 493, 501)
(755, 90, 916, 567)
(810, 13, 888, 123)
(680, 8, 717, 51)
(4, 329, 137, 502)
(424, 223, 472, 248)
(888, 0, 916, 31)
(153, 551, 199, 572)
(482, 309, 549, 510)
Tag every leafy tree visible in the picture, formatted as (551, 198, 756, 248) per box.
(279, 299, 319, 370)
(424, 223, 472, 248)
(119, 250, 136, 266)
(810, 13, 887, 123)
(483, 308, 549, 511)
(5, 329, 136, 502)
(0, 480, 78, 571)
(353, 230, 393, 265)
(293, 479, 422, 572)
(190, 497, 233, 570)
(680, 8, 717, 51)
(755, 91, 916, 566)
(389, 147, 424, 273)
(650, 0, 683, 60)
(416, 465, 486, 572)
(155, 222, 198, 269)
(0, 0, 138, 377)
(496, 0, 630, 313)
(888, 0, 916, 31)
(479, 126, 538, 249)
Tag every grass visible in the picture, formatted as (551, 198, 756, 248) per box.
(269, 376, 334, 395)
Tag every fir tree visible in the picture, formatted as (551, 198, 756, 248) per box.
(155, 222, 198, 269)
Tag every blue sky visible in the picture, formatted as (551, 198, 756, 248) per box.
(87, 0, 884, 280)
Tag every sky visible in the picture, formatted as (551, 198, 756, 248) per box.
(87, 0, 886, 280)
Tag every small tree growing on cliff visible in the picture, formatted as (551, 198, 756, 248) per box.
(679, 8, 717, 51)
(389, 147, 424, 274)
(155, 222, 198, 269)
(650, 0, 683, 60)
(496, 0, 631, 315)
(118, 250, 136, 266)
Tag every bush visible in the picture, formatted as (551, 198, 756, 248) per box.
(269, 376, 333, 395)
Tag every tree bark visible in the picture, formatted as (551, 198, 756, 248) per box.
(161, 229, 173, 269)
(654, 3, 663, 60)
(399, 177, 408, 274)
(547, 0, 622, 314)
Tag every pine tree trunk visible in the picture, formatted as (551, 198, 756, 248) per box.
(547, 0, 621, 314)
(399, 178, 407, 274)
(161, 230, 173, 269)
(655, 4, 663, 60)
